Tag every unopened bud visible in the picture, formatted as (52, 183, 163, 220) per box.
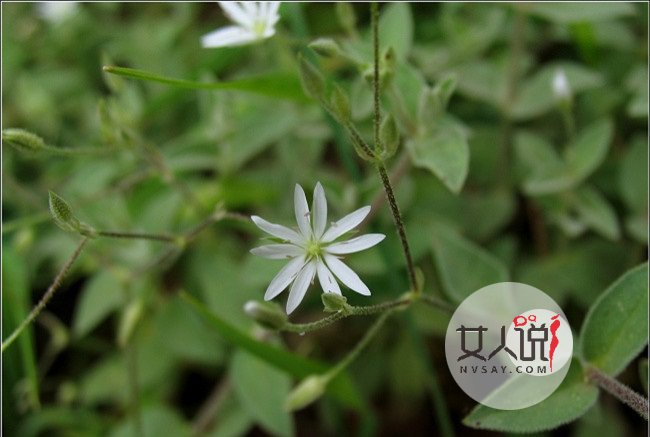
(244, 300, 287, 330)
(3, 128, 47, 154)
(309, 38, 342, 58)
(552, 68, 571, 101)
(284, 375, 327, 411)
(330, 85, 351, 122)
(298, 56, 326, 101)
(379, 115, 399, 159)
(336, 2, 357, 35)
(118, 298, 144, 348)
(321, 293, 351, 314)
(48, 191, 97, 237)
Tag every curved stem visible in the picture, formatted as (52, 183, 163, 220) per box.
(586, 365, 649, 421)
(282, 297, 411, 333)
(418, 294, 455, 314)
(97, 230, 177, 243)
(2, 237, 88, 352)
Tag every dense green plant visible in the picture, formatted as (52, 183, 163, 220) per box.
(2, 2, 648, 436)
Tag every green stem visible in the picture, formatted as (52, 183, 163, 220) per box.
(418, 294, 455, 314)
(97, 230, 177, 243)
(371, 2, 381, 156)
(586, 366, 649, 421)
(282, 297, 411, 333)
(2, 237, 88, 352)
(325, 311, 392, 381)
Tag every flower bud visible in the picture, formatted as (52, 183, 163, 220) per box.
(330, 85, 351, 122)
(284, 375, 327, 411)
(48, 191, 97, 237)
(552, 68, 571, 101)
(309, 38, 342, 58)
(336, 2, 357, 35)
(298, 56, 326, 101)
(379, 114, 399, 159)
(244, 300, 287, 330)
(321, 293, 351, 314)
(3, 128, 47, 154)
(118, 298, 144, 348)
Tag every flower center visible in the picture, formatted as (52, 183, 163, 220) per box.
(306, 240, 322, 259)
(252, 20, 267, 37)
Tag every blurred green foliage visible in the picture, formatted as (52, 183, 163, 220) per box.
(2, 2, 648, 436)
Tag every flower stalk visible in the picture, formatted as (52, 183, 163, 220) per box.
(586, 366, 649, 421)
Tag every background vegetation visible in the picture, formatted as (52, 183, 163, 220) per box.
(2, 2, 648, 436)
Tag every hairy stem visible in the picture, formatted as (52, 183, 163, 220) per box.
(418, 294, 455, 313)
(369, 2, 418, 293)
(282, 297, 411, 333)
(586, 366, 649, 420)
(97, 230, 177, 243)
(2, 237, 88, 352)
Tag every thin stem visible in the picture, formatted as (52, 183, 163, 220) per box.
(418, 294, 455, 314)
(371, 2, 381, 156)
(282, 297, 411, 333)
(377, 164, 418, 292)
(325, 310, 391, 380)
(368, 2, 418, 293)
(97, 230, 177, 243)
(192, 378, 232, 435)
(2, 237, 88, 352)
(363, 151, 411, 228)
(586, 366, 649, 420)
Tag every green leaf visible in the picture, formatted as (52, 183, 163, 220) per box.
(102, 66, 308, 102)
(463, 359, 599, 432)
(511, 63, 603, 120)
(572, 185, 620, 240)
(379, 3, 413, 61)
(179, 292, 363, 409)
(72, 272, 124, 338)
(526, 2, 636, 24)
(579, 263, 649, 376)
(618, 136, 648, 212)
(109, 405, 190, 437)
(407, 118, 469, 194)
(523, 119, 613, 195)
(231, 351, 294, 437)
(431, 226, 509, 303)
(298, 56, 326, 101)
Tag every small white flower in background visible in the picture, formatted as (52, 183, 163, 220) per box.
(552, 68, 571, 100)
(38, 2, 78, 23)
(202, 2, 281, 49)
(251, 183, 385, 314)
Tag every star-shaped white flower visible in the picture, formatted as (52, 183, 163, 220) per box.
(251, 183, 385, 314)
(202, 2, 281, 49)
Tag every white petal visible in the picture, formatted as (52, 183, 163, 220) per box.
(264, 255, 307, 301)
(312, 182, 327, 239)
(250, 244, 304, 259)
(323, 254, 371, 296)
(321, 205, 371, 243)
(266, 1, 281, 25)
(286, 261, 316, 314)
(201, 25, 258, 48)
(251, 215, 303, 245)
(219, 2, 253, 27)
(316, 259, 341, 295)
(294, 184, 312, 239)
(240, 1, 258, 18)
(325, 234, 385, 255)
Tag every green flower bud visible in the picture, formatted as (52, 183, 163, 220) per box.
(298, 55, 326, 101)
(379, 114, 399, 159)
(321, 293, 352, 314)
(285, 375, 328, 412)
(330, 84, 351, 122)
(48, 191, 97, 237)
(244, 300, 287, 330)
(3, 128, 47, 154)
(118, 298, 144, 348)
(336, 2, 357, 35)
(309, 38, 342, 58)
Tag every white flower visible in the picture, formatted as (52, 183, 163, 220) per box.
(552, 68, 571, 100)
(202, 2, 281, 49)
(38, 2, 78, 23)
(251, 183, 385, 314)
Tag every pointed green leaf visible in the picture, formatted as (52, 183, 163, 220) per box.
(102, 66, 308, 102)
(72, 272, 124, 338)
(463, 359, 599, 432)
(431, 227, 508, 303)
(523, 119, 613, 195)
(407, 118, 469, 194)
(572, 186, 620, 240)
(579, 263, 649, 376)
(379, 3, 413, 61)
(231, 351, 294, 437)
